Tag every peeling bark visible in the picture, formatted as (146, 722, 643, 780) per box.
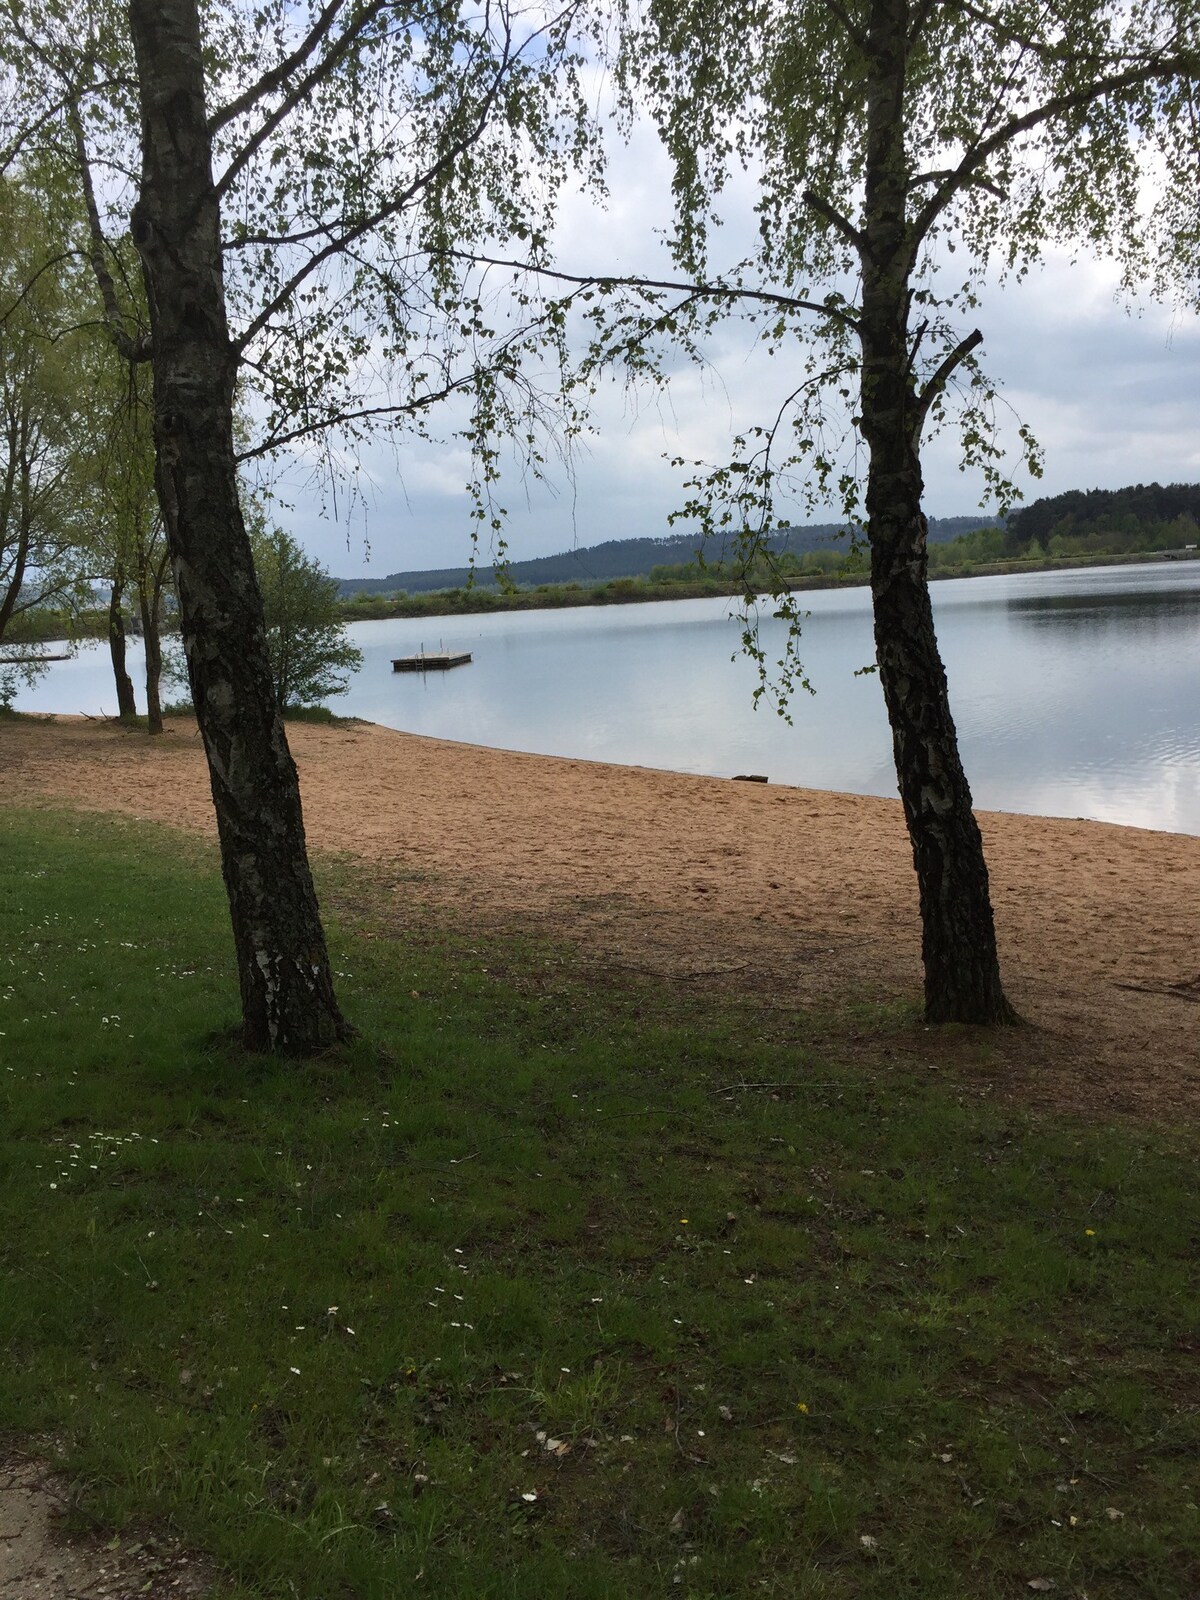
(867, 483, 1018, 1024)
(128, 0, 349, 1052)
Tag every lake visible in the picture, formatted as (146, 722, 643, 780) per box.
(13, 561, 1200, 836)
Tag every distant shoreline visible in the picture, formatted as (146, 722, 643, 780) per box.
(337, 548, 1200, 623)
(8, 548, 1197, 648)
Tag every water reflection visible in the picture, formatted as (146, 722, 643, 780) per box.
(1006, 583, 1200, 634)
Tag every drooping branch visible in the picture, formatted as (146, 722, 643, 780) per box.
(0, 249, 75, 328)
(1, 85, 83, 169)
(818, 0, 868, 52)
(213, 0, 391, 199)
(209, 0, 354, 132)
(906, 0, 939, 45)
(952, 0, 1189, 68)
(238, 247, 596, 460)
(950, 1, 1081, 62)
(231, 15, 533, 354)
(744, 359, 860, 513)
(236, 380, 474, 460)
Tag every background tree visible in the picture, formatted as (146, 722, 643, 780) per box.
(589, 0, 1200, 1023)
(72, 313, 169, 726)
(95, 356, 168, 732)
(167, 513, 363, 714)
(0, 174, 89, 705)
(3, 0, 603, 1050)
(252, 522, 363, 713)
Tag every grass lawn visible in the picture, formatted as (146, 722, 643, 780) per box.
(1, 806, 1196, 1598)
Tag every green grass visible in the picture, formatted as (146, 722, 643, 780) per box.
(1, 807, 1196, 1598)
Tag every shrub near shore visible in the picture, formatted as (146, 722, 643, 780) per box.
(1, 805, 1196, 1599)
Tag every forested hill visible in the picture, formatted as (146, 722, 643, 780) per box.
(337, 515, 996, 595)
(1005, 482, 1200, 550)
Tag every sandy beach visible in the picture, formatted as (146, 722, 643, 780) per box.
(3, 713, 1197, 1121)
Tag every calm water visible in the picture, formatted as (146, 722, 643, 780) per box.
(14, 562, 1200, 835)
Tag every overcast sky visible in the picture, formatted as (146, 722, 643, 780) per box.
(276, 117, 1200, 582)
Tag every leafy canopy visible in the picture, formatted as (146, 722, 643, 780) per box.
(0, 0, 609, 531)
(0, 172, 93, 700)
(589, 0, 1199, 510)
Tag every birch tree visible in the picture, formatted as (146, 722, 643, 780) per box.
(2, 0, 601, 1051)
(603, 0, 1200, 1023)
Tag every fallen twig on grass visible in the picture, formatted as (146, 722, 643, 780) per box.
(709, 1080, 847, 1095)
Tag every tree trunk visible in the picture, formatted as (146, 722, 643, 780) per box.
(867, 471, 1018, 1024)
(128, 0, 349, 1052)
(138, 556, 166, 736)
(858, 0, 1017, 1025)
(107, 573, 137, 718)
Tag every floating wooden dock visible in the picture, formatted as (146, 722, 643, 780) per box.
(392, 651, 472, 673)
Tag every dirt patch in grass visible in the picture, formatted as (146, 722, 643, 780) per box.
(3, 712, 1198, 1122)
(0, 1454, 210, 1599)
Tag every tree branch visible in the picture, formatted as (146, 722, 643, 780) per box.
(210, 0, 352, 131)
(907, 0, 939, 46)
(819, 0, 868, 51)
(236, 380, 473, 462)
(68, 102, 151, 363)
(433, 250, 862, 331)
(213, 0, 392, 200)
(231, 7, 574, 355)
(222, 219, 342, 252)
(0, 86, 80, 169)
(0, 250, 76, 329)
(802, 188, 865, 251)
(908, 167, 1006, 200)
(950, 0, 1073, 61)
(912, 52, 1200, 246)
(915, 328, 983, 426)
(951, 0, 1189, 67)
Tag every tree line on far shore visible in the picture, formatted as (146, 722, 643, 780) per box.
(10, 474, 1197, 661)
(1004, 482, 1200, 555)
(328, 484, 1199, 619)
